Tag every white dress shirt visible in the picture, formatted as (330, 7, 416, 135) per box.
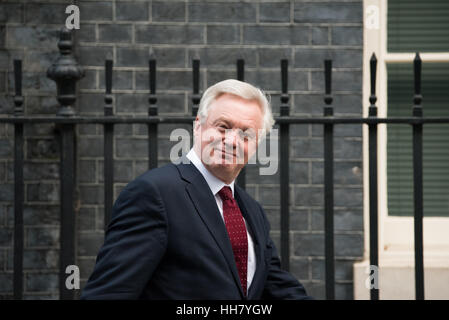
(186, 148, 256, 291)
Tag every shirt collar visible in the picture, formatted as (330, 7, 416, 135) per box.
(186, 148, 235, 197)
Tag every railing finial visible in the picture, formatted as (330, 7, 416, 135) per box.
(369, 53, 378, 117)
(324, 60, 333, 115)
(191, 57, 200, 116)
(237, 59, 245, 82)
(13, 59, 24, 116)
(104, 58, 113, 115)
(47, 27, 85, 117)
(148, 49, 157, 115)
(413, 53, 423, 112)
(280, 59, 289, 116)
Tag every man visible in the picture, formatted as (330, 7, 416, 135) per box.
(81, 79, 312, 300)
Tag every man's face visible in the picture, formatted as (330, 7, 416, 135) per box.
(193, 93, 264, 184)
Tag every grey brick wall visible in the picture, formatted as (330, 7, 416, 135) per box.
(0, 0, 363, 300)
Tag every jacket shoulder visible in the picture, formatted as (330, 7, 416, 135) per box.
(123, 163, 180, 193)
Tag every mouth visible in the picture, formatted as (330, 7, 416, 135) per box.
(223, 150, 236, 156)
(211, 145, 234, 154)
(215, 149, 236, 157)
(211, 148, 240, 165)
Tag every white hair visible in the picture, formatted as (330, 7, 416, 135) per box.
(196, 79, 275, 138)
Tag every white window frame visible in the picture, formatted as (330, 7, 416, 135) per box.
(363, 0, 449, 262)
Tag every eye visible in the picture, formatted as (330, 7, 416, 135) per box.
(239, 130, 256, 140)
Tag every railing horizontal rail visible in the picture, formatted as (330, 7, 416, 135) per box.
(1, 116, 449, 124)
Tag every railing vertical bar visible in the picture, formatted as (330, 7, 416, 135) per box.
(148, 55, 158, 170)
(60, 123, 76, 299)
(280, 59, 290, 271)
(368, 53, 379, 300)
(323, 59, 335, 300)
(236, 59, 246, 190)
(104, 59, 114, 229)
(412, 53, 425, 300)
(13, 59, 24, 300)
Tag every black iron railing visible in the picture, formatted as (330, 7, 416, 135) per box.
(2, 29, 448, 300)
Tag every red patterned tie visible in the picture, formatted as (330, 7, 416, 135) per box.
(218, 186, 248, 296)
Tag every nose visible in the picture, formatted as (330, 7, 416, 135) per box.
(223, 129, 240, 148)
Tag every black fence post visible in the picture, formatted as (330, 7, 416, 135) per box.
(412, 53, 425, 300)
(148, 52, 158, 170)
(323, 60, 335, 300)
(13, 59, 24, 300)
(368, 53, 379, 300)
(47, 27, 84, 300)
(279, 59, 290, 271)
(104, 58, 114, 229)
(236, 59, 246, 190)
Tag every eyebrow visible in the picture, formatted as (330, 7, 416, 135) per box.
(214, 118, 232, 127)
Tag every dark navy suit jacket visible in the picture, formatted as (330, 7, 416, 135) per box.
(81, 160, 312, 300)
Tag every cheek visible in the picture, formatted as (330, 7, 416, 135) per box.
(200, 127, 222, 145)
(246, 141, 257, 155)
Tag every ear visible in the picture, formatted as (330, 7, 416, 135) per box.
(193, 116, 198, 131)
(193, 117, 201, 139)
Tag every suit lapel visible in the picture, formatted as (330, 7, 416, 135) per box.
(178, 162, 245, 298)
(234, 185, 262, 247)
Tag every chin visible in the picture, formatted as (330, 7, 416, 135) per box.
(208, 160, 238, 173)
(210, 160, 235, 170)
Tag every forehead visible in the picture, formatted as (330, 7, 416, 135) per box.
(207, 93, 263, 124)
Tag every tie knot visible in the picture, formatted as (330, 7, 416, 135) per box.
(218, 186, 233, 201)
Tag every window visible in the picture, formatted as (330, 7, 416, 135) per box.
(386, 0, 449, 218)
(363, 0, 449, 253)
